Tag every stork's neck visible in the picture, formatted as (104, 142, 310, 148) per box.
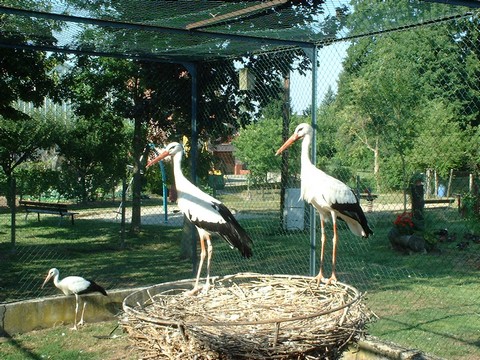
(172, 151, 187, 185)
(301, 133, 314, 168)
(300, 133, 315, 201)
(52, 273, 60, 287)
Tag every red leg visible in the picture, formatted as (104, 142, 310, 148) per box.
(202, 234, 213, 293)
(328, 212, 338, 284)
(71, 294, 79, 330)
(186, 228, 206, 296)
(315, 214, 327, 286)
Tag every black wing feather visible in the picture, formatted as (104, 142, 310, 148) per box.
(189, 202, 253, 258)
(331, 201, 373, 238)
(78, 280, 108, 296)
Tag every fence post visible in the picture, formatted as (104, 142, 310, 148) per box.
(410, 176, 425, 231)
(120, 177, 127, 249)
(10, 176, 16, 249)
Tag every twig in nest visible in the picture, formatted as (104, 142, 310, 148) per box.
(121, 273, 374, 360)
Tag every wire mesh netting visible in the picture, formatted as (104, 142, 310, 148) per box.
(1, 1, 480, 360)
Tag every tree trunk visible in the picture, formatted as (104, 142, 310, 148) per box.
(401, 155, 408, 212)
(120, 177, 127, 249)
(81, 173, 88, 203)
(411, 179, 425, 231)
(130, 117, 145, 234)
(373, 138, 380, 192)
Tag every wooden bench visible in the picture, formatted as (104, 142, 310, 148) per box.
(359, 193, 378, 201)
(424, 198, 456, 208)
(19, 200, 78, 225)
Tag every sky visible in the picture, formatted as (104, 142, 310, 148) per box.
(290, 41, 350, 114)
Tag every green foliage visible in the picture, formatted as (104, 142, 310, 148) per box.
(0, 108, 59, 173)
(144, 163, 165, 196)
(315, 90, 342, 168)
(465, 125, 480, 172)
(233, 116, 284, 184)
(0, 107, 60, 209)
(460, 191, 480, 233)
(323, 162, 354, 186)
(56, 114, 130, 202)
(333, 6, 480, 192)
(0, 0, 64, 119)
(410, 99, 466, 177)
(16, 162, 60, 200)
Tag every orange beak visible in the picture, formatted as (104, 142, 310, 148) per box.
(41, 272, 52, 289)
(146, 149, 170, 168)
(275, 133, 300, 156)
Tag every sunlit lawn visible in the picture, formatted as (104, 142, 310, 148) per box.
(0, 321, 137, 360)
(0, 199, 479, 359)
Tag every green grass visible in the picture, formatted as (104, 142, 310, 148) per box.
(0, 201, 479, 359)
(0, 219, 192, 302)
(0, 321, 136, 360)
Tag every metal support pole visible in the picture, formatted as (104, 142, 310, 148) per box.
(303, 46, 318, 276)
(159, 161, 168, 224)
(184, 62, 199, 276)
(120, 177, 126, 249)
(148, 143, 169, 223)
(10, 176, 16, 249)
(184, 62, 198, 185)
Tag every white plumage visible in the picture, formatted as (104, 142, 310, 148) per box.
(276, 123, 372, 284)
(148, 142, 253, 294)
(41, 268, 107, 330)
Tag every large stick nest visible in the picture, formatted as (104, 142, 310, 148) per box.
(121, 273, 373, 359)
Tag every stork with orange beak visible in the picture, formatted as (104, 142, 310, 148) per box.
(276, 123, 372, 284)
(148, 142, 253, 294)
(41, 268, 107, 330)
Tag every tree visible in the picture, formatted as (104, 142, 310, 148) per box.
(334, 3, 480, 199)
(60, 56, 191, 232)
(0, 0, 63, 119)
(56, 114, 130, 202)
(0, 0, 64, 247)
(0, 109, 59, 201)
(410, 99, 466, 178)
(233, 117, 284, 185)
(0, 108, 59, 247)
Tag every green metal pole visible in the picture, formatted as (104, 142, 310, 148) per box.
(303, 46, 318, 277)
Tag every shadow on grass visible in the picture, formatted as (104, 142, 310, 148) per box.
(0, 219, 190, 302)
(375, 310, 480, 347)
(1, 332, 43, 360)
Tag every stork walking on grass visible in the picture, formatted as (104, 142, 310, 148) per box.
(276, 123, 373, 285)
(41, 268, 108, 330)
(148, 142, 253, 294)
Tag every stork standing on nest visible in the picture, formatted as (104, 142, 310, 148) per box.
(276, 123, 373, 285)
(41, 268, 108, 330)
(148, 142, 253, 294)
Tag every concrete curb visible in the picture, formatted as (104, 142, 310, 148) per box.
(0, 287, 145, 335)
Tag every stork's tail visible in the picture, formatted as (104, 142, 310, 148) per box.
(85, 280, 108, 296)
(228, 225, 253, 258)
(217, 206, 253, 258)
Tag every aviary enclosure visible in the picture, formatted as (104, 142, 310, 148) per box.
(1, 1, 479, 359)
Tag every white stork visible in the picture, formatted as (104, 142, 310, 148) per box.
(41, 268, 108, 330)
(276, 123, 373, 285)
(148, 142, 253, 294)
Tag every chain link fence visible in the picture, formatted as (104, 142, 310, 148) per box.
(1, 11, 479, 360)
